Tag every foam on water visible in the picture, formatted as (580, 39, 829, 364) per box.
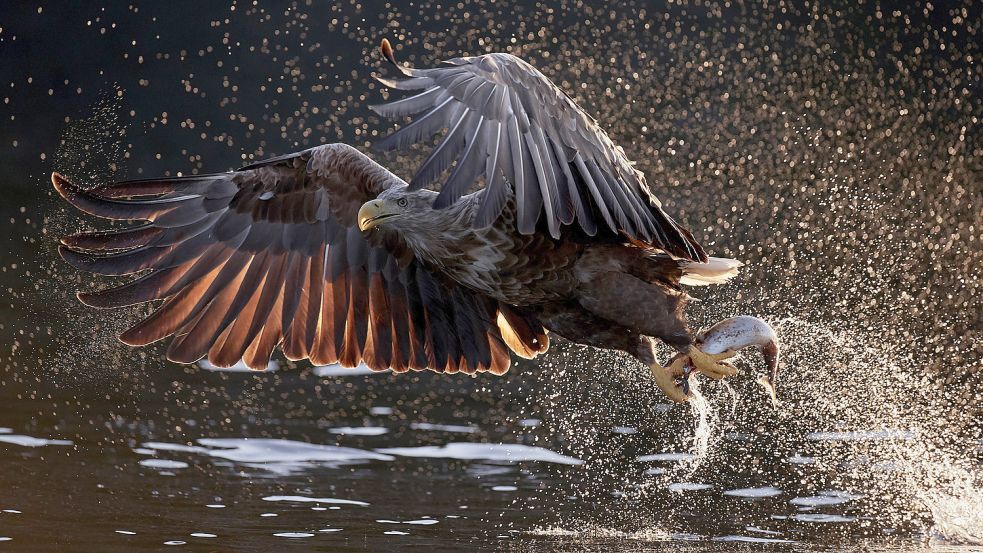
(405, 519, 439, 525)
(0, 435, 73, 447)
(806, 430, 916, 442)
(528, 525, 675, 541)
(263, 496, 370, 507)
(140, 438, 396, 475)
(142, 442, 209, 454)
(745, 526, 783, 536)
(328, 426, 389, 436)
(377, 442, 584, 465)
(636, 453, 697, 462)
(713, 535, 796, 544)
(410, 422, 479, 434)
(196, 438, 395, 464)
(787, 454, 817, 465)
(138, 459, 189, 470)
(722, 486, 783, 498)
(791, 513, 856, 523)
(667, 482, 713, 492)
(790, 491, 861, 507)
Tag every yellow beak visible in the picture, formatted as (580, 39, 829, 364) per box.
(357, 200, 387, 232)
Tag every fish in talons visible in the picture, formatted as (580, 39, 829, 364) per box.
(666, 316, 781, 406)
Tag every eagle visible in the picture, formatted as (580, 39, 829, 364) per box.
(52, 40, 777, 403)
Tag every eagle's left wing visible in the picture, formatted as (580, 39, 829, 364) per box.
(371, 43, 707, 262)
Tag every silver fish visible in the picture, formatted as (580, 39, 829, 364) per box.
(693, 316, 781, 405)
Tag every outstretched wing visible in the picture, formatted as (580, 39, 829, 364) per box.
(371, 49, 707, 262)
(53, 143, 547, 373)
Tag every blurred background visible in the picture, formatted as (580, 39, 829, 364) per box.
(0, 0, 980, 550)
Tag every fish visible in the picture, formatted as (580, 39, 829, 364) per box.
(677, 316, 781, 405)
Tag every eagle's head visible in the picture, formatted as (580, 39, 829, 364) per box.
(357, 187, 467, 236)
(357, 187, 475, 264)
(356, 187, 432, 233)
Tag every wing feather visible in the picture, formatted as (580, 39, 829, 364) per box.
(409, 107, 473, 190)
(373, 52, 707, 261)
(474, 120, 508, 228)
(53, 142, 545, 373)
(434, 115, 486, 208)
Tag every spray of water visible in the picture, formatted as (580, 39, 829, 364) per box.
(525, 314, 980, 545)
(41, 87, 143, 382)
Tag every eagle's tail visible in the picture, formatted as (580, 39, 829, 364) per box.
(679, 257, 741, 286)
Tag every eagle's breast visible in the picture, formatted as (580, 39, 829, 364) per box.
(440, 203, 582, 305)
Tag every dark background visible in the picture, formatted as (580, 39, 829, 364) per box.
(0, 0, 980, 550)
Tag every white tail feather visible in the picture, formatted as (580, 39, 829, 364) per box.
(679, 256, 742, 286)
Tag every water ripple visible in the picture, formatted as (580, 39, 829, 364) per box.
(0, 435, 72, 447)
(262, 495, 370, 507)
(723, 486, 783, 498)
(377, 442, 583, 465)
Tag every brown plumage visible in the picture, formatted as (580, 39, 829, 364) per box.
(52, 44, 743, 391)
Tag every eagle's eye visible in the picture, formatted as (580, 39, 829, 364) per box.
(396, 198, 408, 208)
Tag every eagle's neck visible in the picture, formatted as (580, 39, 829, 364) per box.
(400, 196, 477, 266)
(399, 195, 509, 295)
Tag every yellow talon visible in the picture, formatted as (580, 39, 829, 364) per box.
(648, 347, 741, 403)
(650, 355, 689, 403)
(688, 347, 739, 379)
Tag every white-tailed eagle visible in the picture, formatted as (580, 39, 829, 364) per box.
(52, 40, 779, 402)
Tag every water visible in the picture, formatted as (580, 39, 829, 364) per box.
(0, 351, 979, 550)
(1, 0, 980, 550)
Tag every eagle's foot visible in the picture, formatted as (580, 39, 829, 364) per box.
(650, 355, 690, 403)
(687, 346, 739, 380)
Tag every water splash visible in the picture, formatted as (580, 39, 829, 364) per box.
(686, 380, 713, 464)
(753, 317, 983, 545)
(920, 475, 983, 545)
(526, 314, 981, 545)
(680, 376, 734, 473)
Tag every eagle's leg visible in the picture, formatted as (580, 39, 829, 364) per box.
(650, 347, 691, 403)
(575, 271, 744, 395)
(533, 302, 691, 402)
